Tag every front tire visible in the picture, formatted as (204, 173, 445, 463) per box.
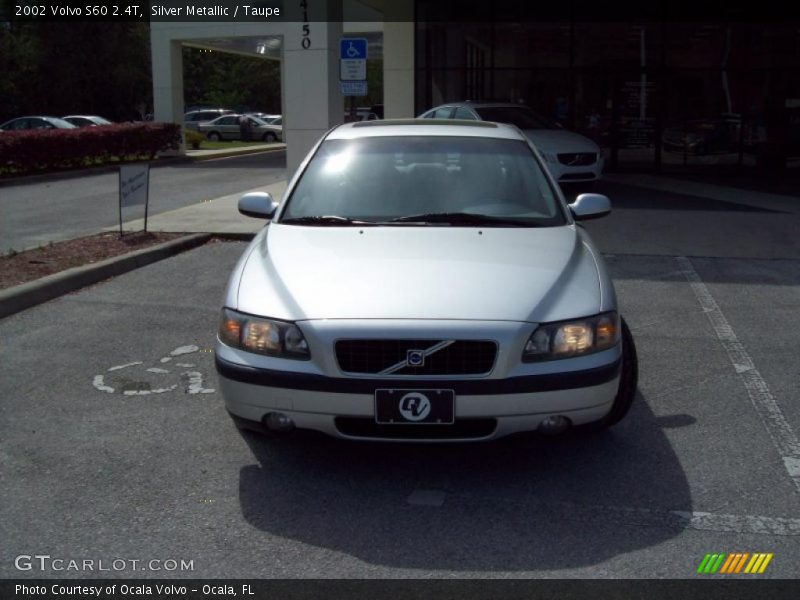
(578, 316, 638, 432)
(263, 132, 277, 142)
(207, 131, 221, 141)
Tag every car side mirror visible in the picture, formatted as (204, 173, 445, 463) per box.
(238, 192, 278, 219)
(569, 193, 611, 221)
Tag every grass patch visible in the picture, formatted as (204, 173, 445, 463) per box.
(199, 141, 274, 150)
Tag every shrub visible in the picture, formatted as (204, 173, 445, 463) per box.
(184, 129, 205, 150)
(0, 122, 182, 176)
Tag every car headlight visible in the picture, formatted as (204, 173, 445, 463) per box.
(218, 308, 310, 359)
(522, 311, 620, 362)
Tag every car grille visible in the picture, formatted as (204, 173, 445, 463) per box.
(335, 417, 497, 439)
(557, 152, 597, 166)
(335, 339, 497, 376)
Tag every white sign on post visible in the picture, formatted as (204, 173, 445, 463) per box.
(339, 37, 368, 93)
(119, 163, 150, 234)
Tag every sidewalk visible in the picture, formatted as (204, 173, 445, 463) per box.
(114, 179, 288, 236)
(603, 173, 800, 214)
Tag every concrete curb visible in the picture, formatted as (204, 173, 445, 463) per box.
(188, 145, 285, 161)
(0, 233, 211, 320)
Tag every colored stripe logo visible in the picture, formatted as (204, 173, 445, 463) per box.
(697, 553, 773, 574)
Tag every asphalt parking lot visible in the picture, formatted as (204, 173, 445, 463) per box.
(2, 180, 799, 578)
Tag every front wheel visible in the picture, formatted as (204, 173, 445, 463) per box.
(263, 132, 277, 142)
(577, 316, 638, 432)
(207, 131, 221, 141)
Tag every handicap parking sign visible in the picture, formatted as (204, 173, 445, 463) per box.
(339, 38, 368, 82)
(340, 38, 367, 60)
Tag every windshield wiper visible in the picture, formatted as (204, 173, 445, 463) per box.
(279, 215, 374, 226)
(390, 212, 536, 226)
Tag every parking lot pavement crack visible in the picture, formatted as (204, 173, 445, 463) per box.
(676, 256, 800, 494)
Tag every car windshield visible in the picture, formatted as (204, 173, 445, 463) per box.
(474, 107, 559, 130)
(281, 135, 565, 226)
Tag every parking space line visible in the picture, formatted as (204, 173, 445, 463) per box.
(454, 496, 800, 535)
(676, 256, 800, 493)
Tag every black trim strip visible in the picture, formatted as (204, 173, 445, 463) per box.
(215, 356, 620, 396)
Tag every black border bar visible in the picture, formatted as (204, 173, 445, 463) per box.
(2, 579, 800, 600)
(4, 0, 800, 22)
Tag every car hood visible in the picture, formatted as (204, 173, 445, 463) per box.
(234, 225, 603, 323)
(523, 129, 598, 154)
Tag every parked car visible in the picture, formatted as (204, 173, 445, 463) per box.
(0, 116, 77, 131)
(246, 112, 280, 122)
(215, 119, 638, 441)
(419, 102, 604, 183)
(198, 114, 283, 142)
(184, 109, 233, 131)
(345, 109, 379, 122)
(62, 115, 113, 127)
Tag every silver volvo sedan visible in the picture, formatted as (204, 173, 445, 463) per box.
(215, 119, 638, 442)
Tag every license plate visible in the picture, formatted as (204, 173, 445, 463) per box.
(374, 389, 455, 425)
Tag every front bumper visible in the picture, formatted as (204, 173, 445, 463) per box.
(548, 154, 605, 183)
(216, 355, 620, 442)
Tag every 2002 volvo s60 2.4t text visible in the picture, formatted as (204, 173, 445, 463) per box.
(215, 119, 637, 441)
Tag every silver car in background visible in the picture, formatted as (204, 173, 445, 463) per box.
(420, 102, 605, 183)
(215, 119, 637, 442)
(198, 114, 282, 142)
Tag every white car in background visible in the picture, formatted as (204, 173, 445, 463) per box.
(215, 119, 637, 442)
(420, 102, 604, 183)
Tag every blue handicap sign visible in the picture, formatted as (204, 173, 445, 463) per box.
(340, 38, 368, 60)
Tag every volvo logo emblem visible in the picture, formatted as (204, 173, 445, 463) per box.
(398, 392, 431, 421)
(407, 350, 425, 367)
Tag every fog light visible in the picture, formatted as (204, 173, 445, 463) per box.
(538, 415, 571, 435)
(264, 412, 295, 432)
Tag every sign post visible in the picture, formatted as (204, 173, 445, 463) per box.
(339, 37, 368, 120)
(119, 164, 150, 235)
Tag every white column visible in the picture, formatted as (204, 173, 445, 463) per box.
(151, 32, 185, 154)
(383, 1, 415, 119)
(282, 0, 344, 178)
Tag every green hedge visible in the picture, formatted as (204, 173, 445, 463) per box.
(0, 123, 182, 176)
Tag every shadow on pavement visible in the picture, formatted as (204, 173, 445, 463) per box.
(236, 391, 692, 572)
(561, 181, 787, 213)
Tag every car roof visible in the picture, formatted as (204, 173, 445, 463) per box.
(63, 115, 103, 119)
(327, 119, 526, 140)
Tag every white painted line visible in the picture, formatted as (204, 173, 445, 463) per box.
(123, 384, 178, 396)
(183, 371, 215, 394)
(175, 363, 195, 368)
(170, 345, 199, 357)
(676, 256, 800, 493)
(407, 489, 447, 507)
(678, 510, 800, 536)
(146, 367, 170, 374)
(92, 375, 114, 393)
(160, 357, 172, 363)
(108, 361, 143, 372)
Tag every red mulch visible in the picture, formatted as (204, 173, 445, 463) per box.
(0, 231, 185, 290)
